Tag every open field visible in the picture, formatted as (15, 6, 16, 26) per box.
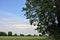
(0, 36, 55, 40)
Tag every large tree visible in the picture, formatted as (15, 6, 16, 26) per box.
(22, 0, 60, 40)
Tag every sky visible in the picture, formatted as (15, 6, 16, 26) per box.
(0, 0, 39, 35)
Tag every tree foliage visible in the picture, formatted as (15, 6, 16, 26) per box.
(27, 34, 32, 36)
(23, 0, 56, 34)
(14, 33, 17, 36)
(20, 34, 24, 36)
(8, 31, 12, 36)
(0, 32, 7, 36)
(22, 0, 60, 40)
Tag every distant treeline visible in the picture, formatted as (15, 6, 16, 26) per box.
(0, 31, 48, 36)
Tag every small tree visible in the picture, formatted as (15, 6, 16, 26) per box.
(8, 31, 12, 36)
(14, 33, 17, 36)
(27, 34, 32, 36)
(20, 34, 24, 36)
(34, 34, 37, 36)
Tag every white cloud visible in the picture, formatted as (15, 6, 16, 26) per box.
(0, 10, 38, 35)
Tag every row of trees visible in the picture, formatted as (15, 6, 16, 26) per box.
(0, 31, 47, 36)
(0, 31, 12, 36)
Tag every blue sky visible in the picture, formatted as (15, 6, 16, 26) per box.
(0, 0, 39, 35)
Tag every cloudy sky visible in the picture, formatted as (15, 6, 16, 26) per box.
(0, 0, 39, 35)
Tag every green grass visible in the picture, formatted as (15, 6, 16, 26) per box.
(0, 36, 55, 40)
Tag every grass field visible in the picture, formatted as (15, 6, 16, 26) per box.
(0, 36, 55, 40)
